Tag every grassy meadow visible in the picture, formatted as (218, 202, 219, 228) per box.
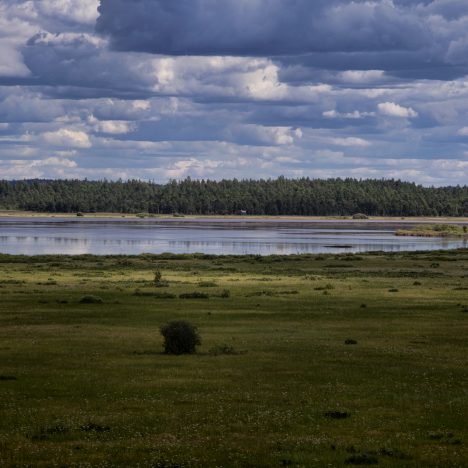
(0, 250, 467, 467)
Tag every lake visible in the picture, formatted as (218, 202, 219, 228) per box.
(0, 217, 466, 256)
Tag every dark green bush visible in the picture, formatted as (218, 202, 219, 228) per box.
(160, 320, 201, 355)
(133, 290, 176, 299)
(324, 411, 350, 419)
(179, 292, 209, 299)
(345, 339, 358, 345)
(198, 281, 217, 288)
(79, 295, 104, 304)
(219, 289, 231, 298)
(80, 422, 110, 433)
(154, 270, 162, 284)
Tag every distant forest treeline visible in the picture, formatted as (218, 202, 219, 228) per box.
(0, 178, 467, 216)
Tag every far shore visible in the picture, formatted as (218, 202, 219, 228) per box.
(0, 210, 467, 223)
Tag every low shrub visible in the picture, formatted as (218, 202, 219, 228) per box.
(79, 295, 104, 304)
(345, 454, 378, 465)
(160, 320, 201, 355)
(314, 284, 334, 291)
(324, 411, 350, 419)
(198, 281, 217, 288)
(154, 270, 162, 284)
(80, 422, 110, 433)
(179, 292, 209, 299)
(133, 290, 176, 299)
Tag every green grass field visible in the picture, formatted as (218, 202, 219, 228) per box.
(0, 250, 467, 467)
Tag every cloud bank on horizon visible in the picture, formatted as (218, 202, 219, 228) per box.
(0, 0, 467, 186)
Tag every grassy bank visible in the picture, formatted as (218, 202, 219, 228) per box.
(1, 210, 468, 223)
(0, 251, 467, 466)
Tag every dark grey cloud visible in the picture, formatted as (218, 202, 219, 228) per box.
(96, 0, 468, 81)
(21, 32, 153, 98)
(96, 0, 428, 56)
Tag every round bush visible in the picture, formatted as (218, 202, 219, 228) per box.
(352, 213, 369, 220)
(160, 320, 201, 355)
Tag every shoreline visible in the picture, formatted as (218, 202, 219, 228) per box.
(0, 210, 467, 223)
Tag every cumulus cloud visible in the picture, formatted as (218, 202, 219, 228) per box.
(96, 0, 468, 81)
(337, 70, 385, 84)
(0, 90, 64, 122)
(0, 42, 31, 77)
(378, 102, 418, 118)
(330, 137, 371, 148)
(0, 157, 77, 179)
(42, 128, 91, 148)
(323, 110, 375, 120)
(88, 116, 135, 134)
(96, 0, 427, 56)
(229, 125, 302, 146)
(37, 0, 99, 25)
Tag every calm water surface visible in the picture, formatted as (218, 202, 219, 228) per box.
(0, 217, 466, 256)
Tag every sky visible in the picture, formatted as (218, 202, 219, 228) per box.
(0, 0, 467, 186)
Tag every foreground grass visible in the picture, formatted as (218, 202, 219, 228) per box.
(0, 250, 466, 467)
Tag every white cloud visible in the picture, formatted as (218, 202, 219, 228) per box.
(323, 110, 375, 119)
(230, 125, 302, 146)
(0, 2, 36, 78)
(240, 64, 288, 100)
(132, 100, 151, 111)
(88, 116, 135, 134)
(457, 127, 468, 136)
(378, 102, 418, 118)
(42, 129, 91, 148)
(338, 70, 385, 83)
(37, 0, 99, 25)
(164, 158, 221, 178)
(0, 157, 77, 179)
(35, 157, 77, 168)
(0, 41, 31, 77)
(330, 137, 371, 147)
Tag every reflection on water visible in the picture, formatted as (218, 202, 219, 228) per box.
(0, 217, 466, 256)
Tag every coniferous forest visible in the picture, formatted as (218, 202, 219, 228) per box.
(0, 178, 467, 216)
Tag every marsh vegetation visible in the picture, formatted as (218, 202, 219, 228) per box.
(0, 250, 466, 466)
(396, 223, 468, 238)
